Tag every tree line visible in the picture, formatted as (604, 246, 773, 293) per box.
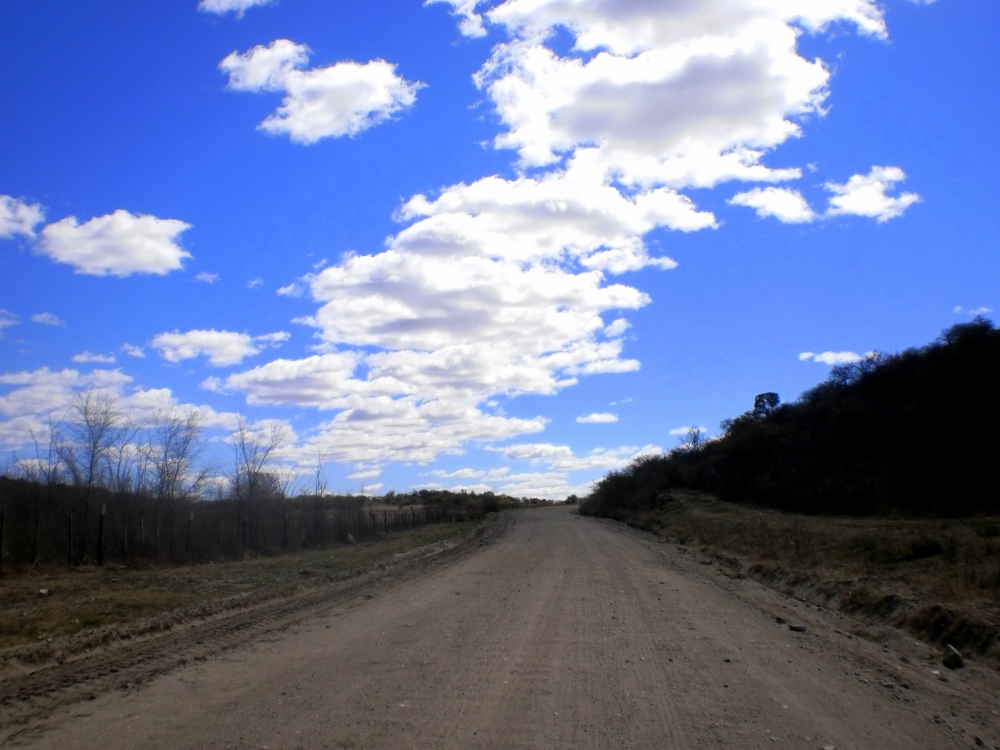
(0, 391, 530, 571)
(581, 317, 1000, 519)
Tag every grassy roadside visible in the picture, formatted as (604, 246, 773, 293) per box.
(613, 491, 1000, 658)
(0, 519, 479, 650)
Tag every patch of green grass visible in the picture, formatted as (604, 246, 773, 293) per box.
(0, 519, 478, 650)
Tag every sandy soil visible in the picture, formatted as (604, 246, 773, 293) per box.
(3, 506, 999, 749)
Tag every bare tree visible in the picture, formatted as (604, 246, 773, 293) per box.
(148, 409, 207, 561)
(57, 389, 120, 561)
(26, 418, 65, 564)
(103, 410, 149, 559)
(676, 427, 707, 455)
(229, 417, 286, 553)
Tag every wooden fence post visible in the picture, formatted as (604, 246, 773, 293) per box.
(97, 504, 105, 567)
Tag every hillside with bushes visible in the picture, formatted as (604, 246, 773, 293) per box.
(582, 317, 1000, 519)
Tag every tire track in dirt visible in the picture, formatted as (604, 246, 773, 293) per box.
(0, 519, 505, 745)
(6, 507, 1000, 749)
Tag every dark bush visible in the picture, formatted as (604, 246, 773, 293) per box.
(906, 537, 945, 561)
(581, 318, 1000, 519)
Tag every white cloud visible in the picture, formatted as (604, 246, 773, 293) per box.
(969, 307, 993, 316)
(121, 343, 145, 358)
(218, 0, 900, 472)
(247, 277, 264, 289)
(604, 318, 631, 337)
(71, 351, 116, 364)
(426, 0, 488, 37)
(194, 271, 219, 283)
(0, 195, 45, 239)
(220, 39, 423, 144)
(488, 442, 658, 472)
(200, 376, 225, 393)
(669, 425, 707, 436)
(825, 166, 920, 222)
(576, 412, 617, 423)
(799, 350, 863, 365)
(30, 312, 65, 327)
(472, 0, 885, 190)
(0, 310, 18, 339)
(730, 187, 817, 223)
(37, 210, 192, 277)
(0, 366, 241, 450)
(423, 442, 661, 498)
(151, 329, 290, 367)
(731, 168, 921, 224)
(348, 466, 383, 480)
(198, 0, 272, 16)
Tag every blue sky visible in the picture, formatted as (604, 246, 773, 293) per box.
(1, 0, 997, 498)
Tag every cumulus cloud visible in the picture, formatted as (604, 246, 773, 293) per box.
(71, 351, 116, 364)
(121, 343, 145, 358)
(470, 0, 886, 189)
(37, 210, 192, 277)
(0, 310, 18, 339)
(423, 442, 661, 497)
(218, 0, 902, 471)
(31, 312, 65, 327)
(0, 366, 241, 450)
(194, 271, 219, 283)
(348, 466, 383, 480)
(825, 166, 920, 222)
(426, 0, 488, 37)
(0, 195, 45, 239)
(151, 329, 290, 367)
(669, 425, 707, 436)
(220, 39, 423, 144)
(730, 187, 817, 223)
(576, 412, 617, 423)
(488, 442, 658, 471)
(247, 277, 264, 289)
(198, 0, 272, 16)
(799, 350, 863, 365)
(731, 167, 920, 223)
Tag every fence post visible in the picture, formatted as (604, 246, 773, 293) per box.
(185, 512, 193, 559)
(139, 515, 144, 559)
(97, 504, 105, 567)
(67, 514, 73, 568)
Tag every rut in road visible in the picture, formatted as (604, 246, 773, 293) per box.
(5, 506, 1000, 749)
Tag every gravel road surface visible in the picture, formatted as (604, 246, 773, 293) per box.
(4, 506, 999, 749)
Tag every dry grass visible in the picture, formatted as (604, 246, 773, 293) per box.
(627, 492, 1000, 644)
(0, 519, 478, 650)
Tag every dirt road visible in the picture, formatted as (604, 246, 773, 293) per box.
(4, 507, 1000, 749)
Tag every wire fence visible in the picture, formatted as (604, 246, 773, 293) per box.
(0, 478, 483, 570)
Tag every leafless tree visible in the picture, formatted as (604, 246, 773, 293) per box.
(229, 417, 287, 552)
(148, 409, 208, 560)
(25, 418, 65, 564)
(676, 427, 707, 455)
(57, 389, 120, 560)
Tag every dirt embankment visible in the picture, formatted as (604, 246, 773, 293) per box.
(603, 491, 1000, 663)
(3, 506, 1000, 749)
